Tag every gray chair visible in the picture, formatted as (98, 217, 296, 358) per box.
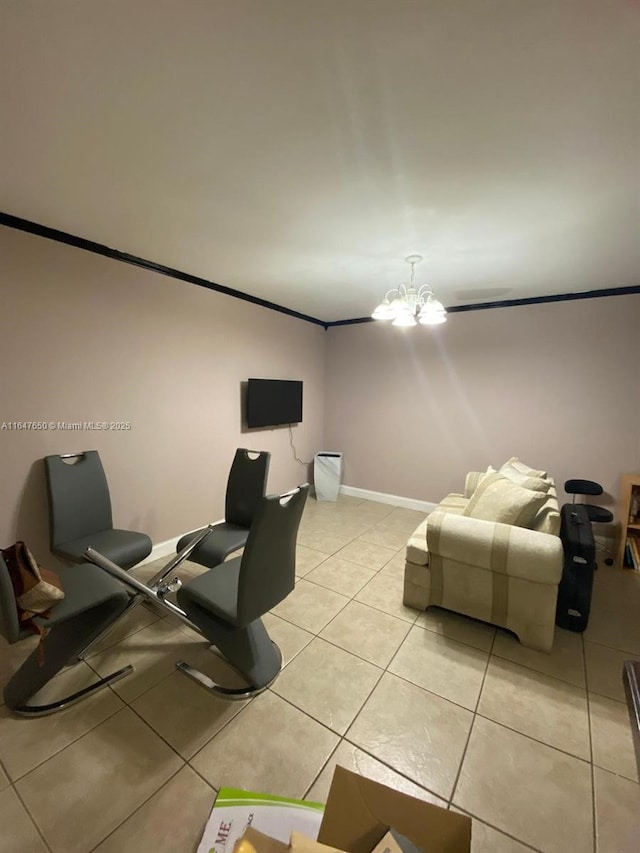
(0, 555, 132, 715)
(45, 451, 152, 569)
(176, 448, 270, 569)
(176, 483, 308, 698)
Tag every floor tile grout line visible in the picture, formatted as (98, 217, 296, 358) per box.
(302, 736, 346, 801)
(303, 573, 419, 626)
(586, 688, 635, 707)
(447, 631, 495, 807)
(411, 618, 496, 654)
(452, 803, 544, 852)
(488, 648, 587, 691)
(339, 735, 447, 803)
(124, 693, 247, 771)
(6, 696, 124, 785)
(301, 566, 379, 596)
(298, 664, 390, 800)
(472, 711, 593, 766)
(447, 714, 479, 810)
(85, 763, 188, 853)
(186, 758, 221, 796)
(581, 632, 597, 853)
(10, 776, 54, 852)
(314, 630, 407, 671)
(0, 752, 10, 782)
(115, 652, 267, 765)
(583, 636, 640, 657)
(486, 648, 589, 694)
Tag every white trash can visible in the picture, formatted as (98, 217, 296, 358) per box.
(314, 452, 343, 502)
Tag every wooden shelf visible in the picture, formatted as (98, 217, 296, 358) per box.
(617, 474, 640, 568)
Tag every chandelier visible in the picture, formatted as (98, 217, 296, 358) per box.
(372, 255, 447, 327)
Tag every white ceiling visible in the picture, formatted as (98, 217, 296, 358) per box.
(1, 1, 639, 323)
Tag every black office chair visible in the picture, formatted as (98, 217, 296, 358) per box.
(564, 479, 614, 525)
(565, 478, 614, 566)
(176, 448, 270, 569)
(176, 483, 308, 698)
(0, 554, 132, 715)
(45, 451, 152, 570)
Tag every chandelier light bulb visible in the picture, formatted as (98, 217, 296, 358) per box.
(392, 312, 418, 327)
(372, 255, 447, 328)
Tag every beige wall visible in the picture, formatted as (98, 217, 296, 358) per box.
(2, 222, 639, 568)
(0, 226, 325, 565)
(325, 296, 640, 520)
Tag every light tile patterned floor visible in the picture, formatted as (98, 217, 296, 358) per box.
(1, 495, 639, 852)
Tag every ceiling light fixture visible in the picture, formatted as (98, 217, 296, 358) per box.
(372, 255, 447, 327)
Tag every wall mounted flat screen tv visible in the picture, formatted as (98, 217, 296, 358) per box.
(246, 378, 303, 428)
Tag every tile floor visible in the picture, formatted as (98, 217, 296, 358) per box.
(1, 495, 639, 852)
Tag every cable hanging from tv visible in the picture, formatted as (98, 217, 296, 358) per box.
(288, 425, 312, 466)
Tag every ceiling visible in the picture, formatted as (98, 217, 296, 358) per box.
(1, 0, 639, 323)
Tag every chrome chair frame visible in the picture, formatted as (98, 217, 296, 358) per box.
(85, 544, 276, 700)
(75, 524, 216, 660)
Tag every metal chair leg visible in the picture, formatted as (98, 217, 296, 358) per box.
(13, 665, 133, 717)
(176, 641, 283, 701)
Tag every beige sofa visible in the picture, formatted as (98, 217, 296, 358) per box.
(403, 461, 564, 653)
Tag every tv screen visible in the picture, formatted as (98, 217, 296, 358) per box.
(246, 378, 303, 428)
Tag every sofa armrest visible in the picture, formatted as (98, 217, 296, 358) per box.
(426, 511, 563, 585)
(464, 471, 485, 498)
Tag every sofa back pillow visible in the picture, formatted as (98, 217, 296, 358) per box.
(530, 499, 561, 536)
(463, 472, 547, 528)
(503, 456, 548, 479)
(499, 463, 550, 493)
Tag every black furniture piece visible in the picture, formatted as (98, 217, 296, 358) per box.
(556, 504, 596, 632)
(0, 555, 132, 715)
(564, 478, 615, 566)
(176, 448, 270, 569)
(564, 479, 614, 524)
(85, 484, 309, 699)
(45, 451, 152, 570)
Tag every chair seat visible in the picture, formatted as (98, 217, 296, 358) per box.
(176, 523, 249, 569)
(34, 562, 129, 627)
(53, 529, 152, 570)
(177, 556, 242, 625)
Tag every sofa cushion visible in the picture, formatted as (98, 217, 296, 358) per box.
(499, 463, 550, 493)
(463, 472, 547, 528)
(435, 494, 468, 515)
(503, 456, 548, 479)
(406, 518, 429, 565)
(531, 498, 561, 536)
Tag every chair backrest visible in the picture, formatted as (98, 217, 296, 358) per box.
(45, 451, 113, 547)
(236, 483, 308, 626)
(225, 448, 271, 528)
(0, 555, 21, 645)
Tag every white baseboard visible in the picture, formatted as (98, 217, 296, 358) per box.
(137, 520, 224, 566)
(339, 485, 437, 514)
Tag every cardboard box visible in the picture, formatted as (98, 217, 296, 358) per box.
(317, 767, 471, 853)
(201, 767, 471, 853)
(198, 787, 324, 853)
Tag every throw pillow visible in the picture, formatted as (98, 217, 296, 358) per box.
(499, 463, 550, 493)
(503, 456, 548, 479)
(463, 472, 547, 528)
